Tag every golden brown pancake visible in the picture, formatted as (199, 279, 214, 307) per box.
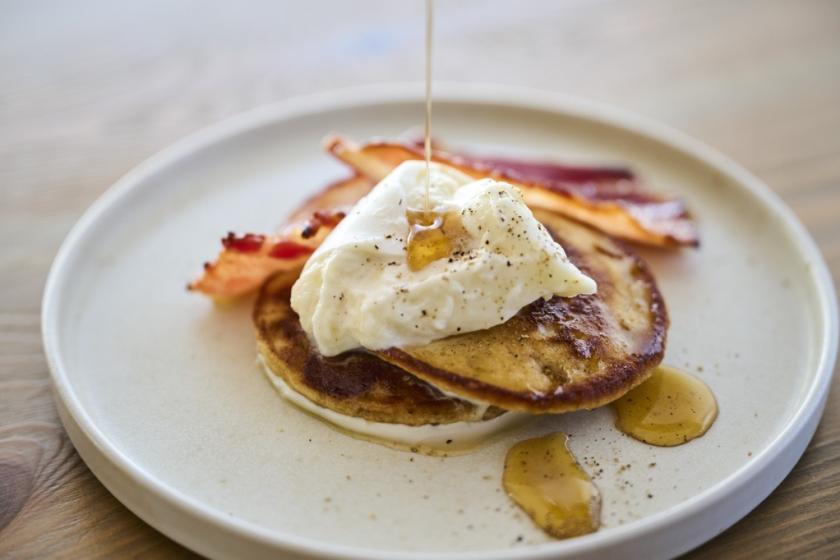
(254, 272, 504, 426)
(255, 210, 666, 421)
(376, 210, 667, 413)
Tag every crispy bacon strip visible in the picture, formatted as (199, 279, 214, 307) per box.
(326, 135, 698, 248)
(190, 174, 375, 299)
(407, 136, 635, 184)
(188, 231, 315, 300)
(189, 235, 313, 301)
(191, 135, 698, 300)
(187, 189, 360, 300)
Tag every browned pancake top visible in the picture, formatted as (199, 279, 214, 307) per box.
(254, 272, 498, 425)
(376, 211, 668, 413)
(256, 210, 667, 418)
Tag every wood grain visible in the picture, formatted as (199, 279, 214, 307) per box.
(1, 0, 838, 557)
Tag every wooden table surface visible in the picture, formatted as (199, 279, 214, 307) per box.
(1, 1, 838, 557)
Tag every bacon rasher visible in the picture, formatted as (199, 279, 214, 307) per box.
(191, 135, 697, 300)
(327, 135, 698, 248)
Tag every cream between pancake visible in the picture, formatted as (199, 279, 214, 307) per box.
(259, 356, 526, 451)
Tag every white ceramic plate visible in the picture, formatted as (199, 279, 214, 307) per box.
(42, 85, 837, 560)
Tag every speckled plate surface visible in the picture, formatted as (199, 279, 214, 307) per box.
(42, 85, 837, 559)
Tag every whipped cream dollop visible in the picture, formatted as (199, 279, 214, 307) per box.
(290, 161, 596, 356)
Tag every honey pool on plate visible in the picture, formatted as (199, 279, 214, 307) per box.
(612, 365, 718, 446)
(505, 366, 718, 538)
(503, 432, 601, 539)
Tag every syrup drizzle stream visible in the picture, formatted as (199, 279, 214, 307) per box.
(612, 365, 718, 446)
(423, 0, 434, 211)
(406, 0, 450, 271)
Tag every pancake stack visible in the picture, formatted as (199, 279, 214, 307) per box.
(254, 210, 667, 436)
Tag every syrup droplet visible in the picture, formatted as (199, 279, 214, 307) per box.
(612, 365, 718, 446)
(503, 432, 600, 539)
(406, 208, 452, 271)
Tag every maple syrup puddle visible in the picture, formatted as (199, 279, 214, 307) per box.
(503, 432, 600, 539)
(612, 365, 718, 446)
(406, 208, 459, 270)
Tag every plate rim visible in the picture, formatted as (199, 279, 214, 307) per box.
(41, 83, 839, 560)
